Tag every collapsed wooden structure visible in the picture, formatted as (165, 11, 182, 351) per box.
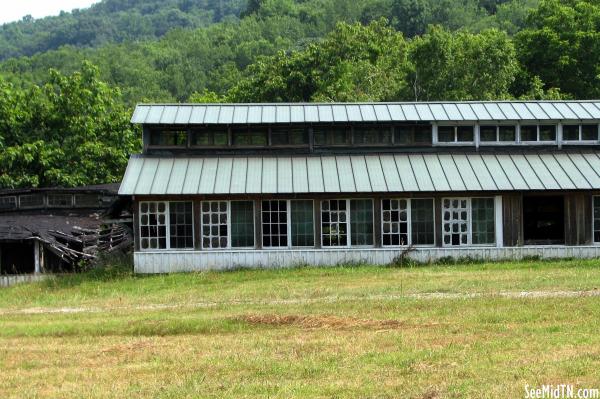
(0, 184, 133, 274)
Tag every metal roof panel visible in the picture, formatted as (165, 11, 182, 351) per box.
(567, 153, 600, 187)
(359, 105, 377, 121)
(350, 156, 372, 192)
(276, 105, 291, 123)
(229, 158, 248, 194)
(306, 157, 325, 193)
(551, 103, 578, 119)
(189, 106, 206, 124)
(379, 155, 403, 191)
(455, 103, 478, 120)
(318, 105, 334, 122)
(245, 158, 263, 194)
(428, 104, 449, 121)
(145, 106, 165, 124)
(450, 155, 482, 191)
(523, 103, 549, 119)
(497, 103, 521, 120)
(290, 105, 305, 123)
(466, 155, 497, 190)
(436, 154, 465, 191)
(261, 158, 278, 193)
(346, 105, 362, 122)
(478, 155, 512, 190)
(336, 156, 356, 192)
(441, 104, 463, 121)
(119, 156, 144, 195)
(167, 159, 192, 194)
(483, 103, 506, 120)
(387, 104, 405, 121)
(332, 105, 348, 122)
(407, 155, 434, 191)
(365, 156, 388, 192)
(247, 106, 262, 124)
(509, 103, 536, 120)
(508, 155, 545, 190)
(232, 106, 248, 124)
(198, 158, 219, 194)
(150, 159, 174, 194)
(469, 103, 492, 120)
(304, 105, 320, 122)
(131, 105, 150, 124)
(401, 104, 421, 121)
(203, 106, 221, 124)
(217, 106, 234, 124)
(422, 154, 451, 191)
(292, 157, 309, 193)
(538, 103, 564, 119)
(262, 106, 276, 123)
(160, 106, 178, 124)
(277, 157, 293, 193)
(374, 105, 391, 121)
(321, 157, 340, 192)
(174, 106, 192, 124)
(579, 103, 600, 119)
(182, 159, 203, 194)
(134, 158, 160, 194)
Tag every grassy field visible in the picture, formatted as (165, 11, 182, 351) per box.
(1, 259, 600, 398)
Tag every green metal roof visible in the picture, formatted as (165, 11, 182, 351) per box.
(119, 151, 600, 195)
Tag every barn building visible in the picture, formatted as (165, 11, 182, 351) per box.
(120, 101, 600, 273)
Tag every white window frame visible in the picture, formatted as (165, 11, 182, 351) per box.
(433, 124, 476, 146)
(200, 200, 229, 250)
(259, 199, 316, 249)
(519, 123, 559, 145)
(561, 123, 600, 145)
(139, 201, 195, 251)
(381, 198, 436, 248)
(478, 124, 519, 146)
(320, 199, 375, 248)
(441, 197, 496, 247)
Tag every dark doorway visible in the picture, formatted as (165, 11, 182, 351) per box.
(0, 242, 35, 274)
(523, 196, 565, 245)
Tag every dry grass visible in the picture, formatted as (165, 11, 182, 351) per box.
(0, 260, 600, 398)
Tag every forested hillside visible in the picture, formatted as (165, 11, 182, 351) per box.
(0, 0, 246, 60)
(0, 0, 599, 188)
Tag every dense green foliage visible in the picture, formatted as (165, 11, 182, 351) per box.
(0, 0, 597, 188)
(0, 63, 139, 188)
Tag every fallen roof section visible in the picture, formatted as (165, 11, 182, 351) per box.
(131, 101, 600, 125)
(119, 151, 600, 195)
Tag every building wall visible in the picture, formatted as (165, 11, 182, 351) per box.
(131, 191, 599, 272)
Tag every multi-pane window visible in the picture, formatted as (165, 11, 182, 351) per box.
(411, 199, 435, 245)
(314, 126, 351, 146)
(201, 201, 228, 249)
(271, 127, 309, 146)
(442, 198, 469, 246)
(381, 199, 435, 247)
(350, 199, 374, 246)
(521, 125, 557, 142)
(291, 200, 314, 247)
(321, 200, 348, 246)
(594, 197, 600, 243)
(442, 198, 495, 246)
(394, 125, 432, 145)
(169, 202, 194, 249)
(192, 128, 228, 146)
(150, 130, 187, 146)
(262, 200, 288, 247)
(563, 124, 598, 142)
(232, 128, 268, 146)
(479, 125, 517, 143)
(140, 202, 168, 250)
(139, 201, 194, 250)
(0, 196, 17, 211)
(47, 194, 73, 207)
(437, 126, 474, 143)
(382, 199, 408, 246)
(353, 126, 392, 145)
(19, 194, 45, 208)
(231, 201, 255, 248)
(74, 194, 101, 207)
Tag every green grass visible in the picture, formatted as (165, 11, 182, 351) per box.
(1, 259, 600, 398)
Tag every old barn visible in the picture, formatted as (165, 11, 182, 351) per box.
(120, 101, 600, 273)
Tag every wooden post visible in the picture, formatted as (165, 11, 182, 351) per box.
(373, 197, 382, 248)
(434, 197, 443, 247)
(34, 240, 41, 274)
(254, 199, 262, 249)
(314, 199, 322, 249)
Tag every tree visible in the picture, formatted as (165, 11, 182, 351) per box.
(229, 19, 410, 102)
(0, 62, 140, 188)
(515, 0, 600, 98)
(408, 26, 519, 100)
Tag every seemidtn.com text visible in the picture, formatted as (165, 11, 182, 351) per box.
(525, 385, 599, 399)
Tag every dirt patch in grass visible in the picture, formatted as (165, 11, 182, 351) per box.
(235, 314, 436, 330)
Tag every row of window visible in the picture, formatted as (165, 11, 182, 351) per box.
(149, 125, 433, 148)
(0, 193, 103, 211)
(149, 123, 600, 148)
(138, 198, 497, 250)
